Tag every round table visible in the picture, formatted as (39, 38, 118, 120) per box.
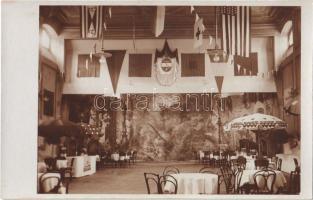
(164, 173, 219, 194)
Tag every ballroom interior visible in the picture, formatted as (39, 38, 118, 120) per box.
(37, 5, 301, 195)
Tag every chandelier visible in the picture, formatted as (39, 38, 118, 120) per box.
(207, 7, 228, 63)
(91, 27, 112, 63)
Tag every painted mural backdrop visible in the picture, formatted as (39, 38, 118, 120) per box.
(113, 93, 278, 161)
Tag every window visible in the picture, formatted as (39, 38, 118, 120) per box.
(40, 29, 51, 49)
(77, 55, 100, 77)
(181, 54, 205, 77)
(288, 30, 294, 46)
(129, 54, 152, 77)
(43, 89, 54, 116)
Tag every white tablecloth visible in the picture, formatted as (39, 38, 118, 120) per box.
(239, 169, 287, 193)
(56, 159, 68, 169)
(164, 173, 219, 194)
(66, 155, 97, 177)
(276, 154, 300, 173)
(38, 172, 61, 193)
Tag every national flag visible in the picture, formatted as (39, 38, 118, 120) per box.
(81, 6, 103, 39)
(221, 6, 250, 57)
(194, 17, 205, 49)
(154, 6, 166, 37)
(191, 6, 195, 13)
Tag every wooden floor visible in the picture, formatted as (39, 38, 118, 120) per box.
(68, 161, 225, 194)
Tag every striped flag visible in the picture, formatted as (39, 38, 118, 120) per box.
(81, 6, 103, 39)
(154, 6, 166, 37)
(194, 17, 205, 49)
(221, 6, 250, 57)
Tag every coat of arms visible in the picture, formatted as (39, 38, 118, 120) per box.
(154, 40, 179, 86)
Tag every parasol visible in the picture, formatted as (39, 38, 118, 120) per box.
(224, 113, 287, 156)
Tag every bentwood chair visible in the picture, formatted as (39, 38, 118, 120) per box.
(293, 158, 300, 173)
(143, 173, 160, 194)
(255, 158, 269, 170)
(253, 169, 277, 194)
(39, 172, 68, 194)
(289, 170, 300, 194)
(220, 165, 235, 194)
(276, 158, 282, 171)
(159, 174, 178, 194)
(237, 156, 247, 170)
(163, 166, 180, 176)
(63, 158, 75, 181)
(199, 167, 216, 174)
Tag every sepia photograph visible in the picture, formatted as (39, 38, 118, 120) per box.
(36, 4, 303, 195)
(2, 1, 312, 199)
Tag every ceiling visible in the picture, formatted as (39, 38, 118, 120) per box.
(40, 6, 296, 39)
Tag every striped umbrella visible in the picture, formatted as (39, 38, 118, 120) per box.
(224, 113, 287, 156)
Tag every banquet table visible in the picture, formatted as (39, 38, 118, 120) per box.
(66, 155, 97, 177)
(38, 172, 61, 193)
(239, 169, 287, 193)
(163, 173, 219, 194)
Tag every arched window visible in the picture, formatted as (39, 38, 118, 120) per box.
(281, 20, 293, 47)
(40, 29, 50, 49)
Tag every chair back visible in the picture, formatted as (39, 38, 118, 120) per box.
(234, 168, 244, 193)
(253, 169, 276, 194)
(143, 173, 160, 194)
(159, 174, 178, 194)
(44, 157, 56, 171)
(255, 158, 269, 170)
(216, 159, 229, 168)
(39, 173, 62, 193)
(289, 170, 300, 194)
(276, 158, 282, 171)
(237, 156, 247, 170)
(163, 166, 180, 176)
(199, 167, 216, 174)
(220, 166, 235, 194)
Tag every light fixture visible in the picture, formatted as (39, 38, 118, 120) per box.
(92, 26, 112, 62)
(207, 7, 228, 63)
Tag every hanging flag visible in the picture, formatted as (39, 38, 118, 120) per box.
(81, 6, 103, 39)
(215, 76, 224, 93)
(194, 17, 205, 49)
(106, 50, 126, 94)
(191, 6, 195, 13)
(221, 6, 250, 57)
(108, 7, 112, 18)
(154, 6, 165, 37)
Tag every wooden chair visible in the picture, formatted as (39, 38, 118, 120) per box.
(276, 158, 282, 171)
(293, 158, 300, 173)
(202, 151, 211, 165)
(163, 166, 180, 176)
(63, 158, 75, 181)
(199, 167, 216, 174)
(159, 174, 178, 194)
(130, 151, 137, 164)
(220, 165, 235, 194)
(39, 172, 68, 194)
(253, 169, 276, 194)
(143, 173, 160, 194)
(289, 170, 300, 194)
(237, 156, 247, 170)
(255, 158, 269, 170)
(44, 157, 57, 171)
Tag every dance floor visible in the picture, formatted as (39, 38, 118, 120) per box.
(68, 161, 223, 194)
